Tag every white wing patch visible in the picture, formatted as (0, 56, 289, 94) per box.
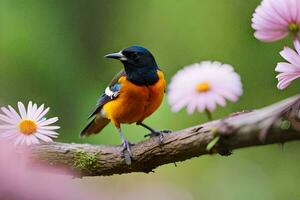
(105, 86, 119, 99)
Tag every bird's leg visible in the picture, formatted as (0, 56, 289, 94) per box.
(136, 122, 172, 144)
(137, 122, 156, 133)
(117, 128, 133, 165)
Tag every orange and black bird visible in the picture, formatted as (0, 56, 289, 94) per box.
(81, 45, 168, 159)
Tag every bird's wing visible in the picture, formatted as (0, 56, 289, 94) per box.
(88, 69, 126, 119)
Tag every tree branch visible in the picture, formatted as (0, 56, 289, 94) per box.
(30, 95, 300, 177)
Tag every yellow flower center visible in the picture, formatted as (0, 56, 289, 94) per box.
(196, 82, 210, 92)
(288, 22, 300, 33)
(18, 119, 37, 135)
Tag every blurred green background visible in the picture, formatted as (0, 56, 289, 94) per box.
(1, 0, 300, 199)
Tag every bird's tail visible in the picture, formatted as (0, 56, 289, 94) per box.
(80, 117, 110, 137)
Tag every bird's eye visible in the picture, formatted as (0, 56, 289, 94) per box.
(131, 52, 139, 60)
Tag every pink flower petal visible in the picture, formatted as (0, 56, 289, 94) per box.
(38, 126, 60, 130)
(27, 101, 33, 119)
(17, 102, 27, 119)
(38, 129, 59, 136)
(36, 107, 50, 121)
(195, 97, 204, 112)
(38, 117, 58, 126)
(170, 97, 191, 112)
(0, 114, 16, 124)
(277, 73, 300, 89)
(186, 99, 198, 114)
(280, 47, 300, 67)
(275, 62, 300, 72)
(276, 39, 300, 90)
(254, 30, 288, 42)
(8, 105, 21, 121)
(251, 0, 300, 42)
(35, 133, 53, 143)
(32, 104, 45, 120)
(1, 107, 17, 121)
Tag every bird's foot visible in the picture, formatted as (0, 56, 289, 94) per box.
(144, 130, 172, 144)
(121, 140, 134, 165)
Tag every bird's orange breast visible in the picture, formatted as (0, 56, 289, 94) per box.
(103, 70, 166, 127)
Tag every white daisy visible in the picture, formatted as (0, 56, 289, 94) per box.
(168, 61, 243, 114)
(0, 101, 60, 146)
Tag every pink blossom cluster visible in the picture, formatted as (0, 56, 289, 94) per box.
(252, 0, 300, 89)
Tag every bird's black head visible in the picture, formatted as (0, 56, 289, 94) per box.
(105, 46, 158, 70)
(104, 46, 159, 85)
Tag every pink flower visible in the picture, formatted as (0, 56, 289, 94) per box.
(0, 142, 99, 200)
(0, 101, 60, 146)
(275, 39, 300, 90)
(168, 61, 243, 114)
(251, 0, 300, 42)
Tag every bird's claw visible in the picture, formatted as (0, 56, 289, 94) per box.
(144, 130, 172, 144)
(121, 140, 134, 165)
(144, 129, 172, 137)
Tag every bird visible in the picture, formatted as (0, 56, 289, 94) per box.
(80, 45, 169, 163)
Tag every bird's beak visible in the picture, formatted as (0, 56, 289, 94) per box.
(104, 51, 127, 61)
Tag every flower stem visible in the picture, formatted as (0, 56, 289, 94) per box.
(205, 109, 213, 121)
(293, 31, 300, 42)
